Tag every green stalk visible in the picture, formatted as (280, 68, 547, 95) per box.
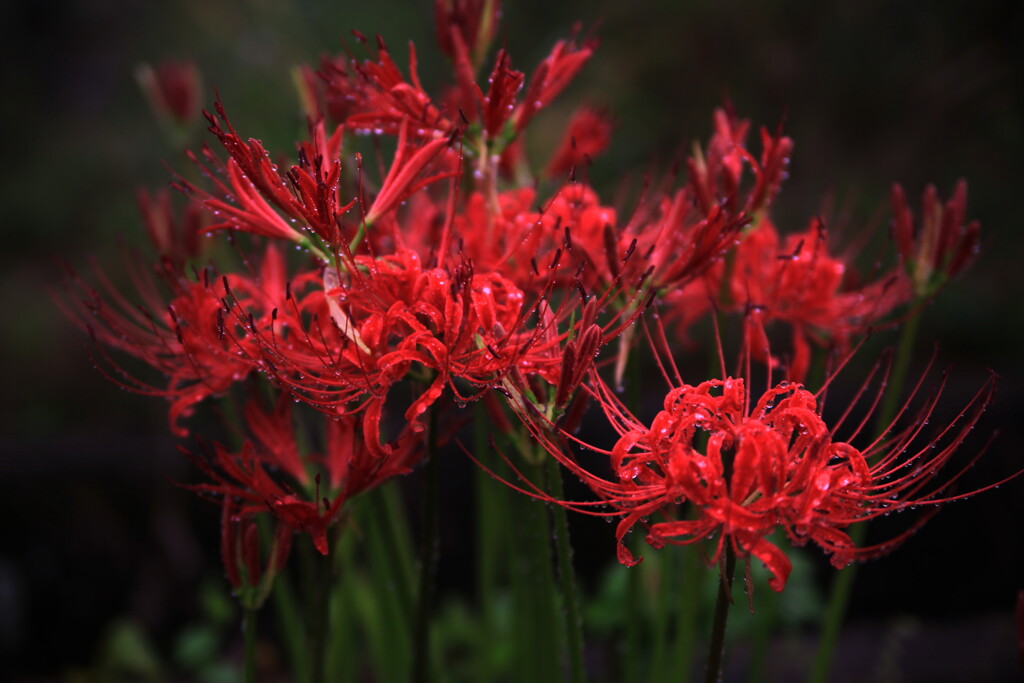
(704, 543, 737, 683)
(748, 565, 779, 683)
(243, 607, 258, 683)
(671, 543, 699, 679)
(271, 570, 310, 683)
(308, 545, 332, 683)
(807, 311, 923, 683)
(326, 522, 358, 683)
(412, 410, 440, 683)
(474, 403, 502, 682)
(361, 490, 413, 681)
(545, 455, 586, 683)
(371, 487, 416, 618)
(625, 538, 644, 679)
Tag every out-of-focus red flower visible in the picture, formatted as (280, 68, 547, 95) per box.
(687, 107, 792, 219)
(322, 26, 593, 161)
(136, 59, 202, 129)
(724, 218, 911, 382)
(195, 397, 423, 555)
(59, 243, 296, 436)
(891, 180, 980, 300)
(434, 0, 500, 71)
(545, 106, 613, 179)
(136, 188, 206, 269)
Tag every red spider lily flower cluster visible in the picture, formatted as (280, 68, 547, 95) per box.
(61, 1, 670, 565)
(63, 0, 1003, 602)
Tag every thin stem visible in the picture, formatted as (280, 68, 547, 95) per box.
(243, 607, 258, 683)
(271, 569, 310, 683)
(546, 455, 586, 683)
(671, 543, 699, 679)
(413, 409, 440, 683)
(625, 539, 643, 679)
(875, 311, 923, 437)
(326, 522, 357, 683)
(308, 545, 332, 683)
(624, 344, 643, 678)
(808, 311, 923, 683)
(475, 403, 501, 682)
(704, 543, 736, 683)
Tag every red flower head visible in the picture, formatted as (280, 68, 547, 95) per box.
(501, 333, 1001, 592)
(193, 395, 423, 555)
(721, 217, 912, 382)
(545, 106, 613, 180)
(59, 242, 294, 436)
(890, 180, 980, 300)
(136, 59, 202, 129)
(434, 0, 500, 71)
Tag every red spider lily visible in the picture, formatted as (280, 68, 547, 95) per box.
(890, 180, 980, 300)
(545, 106, 613, 179)
(361, 118, 459, 226)
(434, 0, 500, 71)
(717, 217, 911, 382)
(136, 59, 202, 129)
(495, 328, 1000, 592)
(453, 183, 618, 287)
(322, 26, 593, 157)
(511, 32, 595, 136)
(687, 106, 793, 218)
(177, 103, 355, 252)
(180, 100, 460, 258)
(193, 396, 423, 555)
(59, 244, 294, 436)
(227, 239, 645, 445)
(136, 188, 206, 269)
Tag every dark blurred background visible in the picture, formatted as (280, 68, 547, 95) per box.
(2, 1, 1022, 681)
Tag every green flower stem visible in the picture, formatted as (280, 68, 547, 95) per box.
(704, 543, 737, 683)
(875, 310, 924, 437)
(325, 524, 357, 683)
(370, 487, 416, 618)
(625, 541, 643, 679)
(308, 545, 332, 683)
(243, 607, 258, 683)
(808, 310, 923, 683)
(545, 455, 586, 683)
(271, 569, 310, 683)
(363, 490, 413, 681)
(748, 567, 779, 683)
(413, 411, 440, 683)
(474, 404, 502, 682)
(514, 463, 561, 682)
(650, 550, 670, 679)
(671, 543, 699, 679)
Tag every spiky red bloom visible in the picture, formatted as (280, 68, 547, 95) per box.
(320, 25, 593, 151)
(545, 106, 613, 179)
(503, 345, 998, 592)
(60, 243, 295, 436)
(725, 218, 911, 381)
(194, 396, 423, 555)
